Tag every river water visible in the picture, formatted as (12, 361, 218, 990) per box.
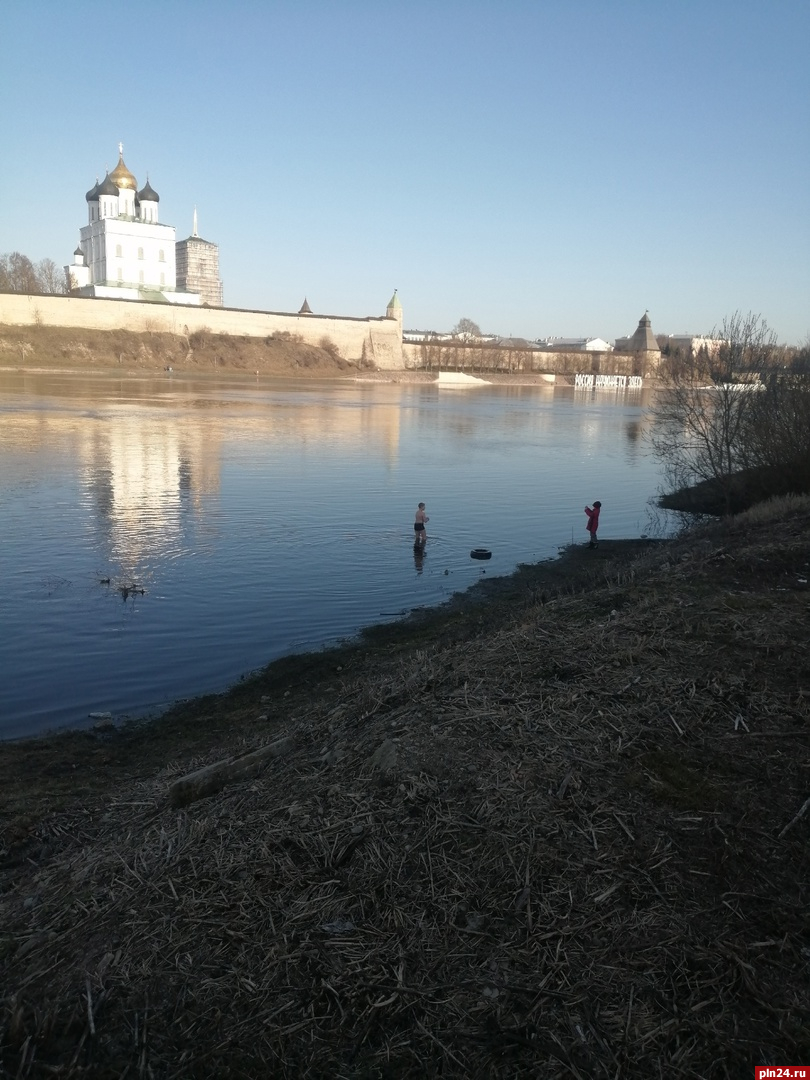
(0, 370, 666, 739)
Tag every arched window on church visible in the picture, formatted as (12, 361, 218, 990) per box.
(116, 244, 122, 258)
(159, 250, 165, 262)
(160, 272, 165, 287)
(138, 247, 144, 260)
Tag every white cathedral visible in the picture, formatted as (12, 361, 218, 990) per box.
(65, 145, 223, 307)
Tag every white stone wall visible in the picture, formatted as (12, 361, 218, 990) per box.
(0, 294, 404, 369)
(72, 285, 201, 305)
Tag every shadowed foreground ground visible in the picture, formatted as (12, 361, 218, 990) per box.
(1, 499, 809, 1079)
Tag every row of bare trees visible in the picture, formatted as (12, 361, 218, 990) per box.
(651, 312, 810, 514)
(415, 339, 542, 374)
(0, 252, 67, 295)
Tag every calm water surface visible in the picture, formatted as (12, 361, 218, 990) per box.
(0, 370, 665, 739)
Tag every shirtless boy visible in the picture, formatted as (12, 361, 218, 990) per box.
(414, 502, 429, 543)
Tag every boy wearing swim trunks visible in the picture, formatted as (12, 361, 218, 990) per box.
(414, 502, 429, 543)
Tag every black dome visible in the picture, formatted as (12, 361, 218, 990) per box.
(137, 179, 159, 203)
(94, 173, 119, 198)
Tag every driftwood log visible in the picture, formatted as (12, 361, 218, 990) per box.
(169, 735, 295, 808)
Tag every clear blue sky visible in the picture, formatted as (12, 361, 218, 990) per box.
(2, 0, 808, 344)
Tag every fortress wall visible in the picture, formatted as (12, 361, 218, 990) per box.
(402, 341, 656, 376)
(0, 294, 404, 369)
(402, 341, 583, 373)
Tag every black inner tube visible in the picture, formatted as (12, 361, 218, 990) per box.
(470, 548, 492, 560)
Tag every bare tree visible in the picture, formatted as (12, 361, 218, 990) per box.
(0, 252, 38, 293)
(0, 252, 67, 294)
(651, 312, 780, 514)
(739, 369, 810, 496)
(453, 317, 481, 341)
(36, 258, 68, 295)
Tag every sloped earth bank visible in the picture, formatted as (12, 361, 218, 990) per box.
(0, 327, 584, 384)
(1, 503, 809, 1079)
(0, 325, 362, 378)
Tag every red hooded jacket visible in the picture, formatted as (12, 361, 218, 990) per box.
(584, 504, 600, 534)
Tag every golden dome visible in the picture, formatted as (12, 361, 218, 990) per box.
(109, 146, 137, 191)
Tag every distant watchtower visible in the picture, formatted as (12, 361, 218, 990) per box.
(614, 311, 661, 371)
(386, 289, 402, 325)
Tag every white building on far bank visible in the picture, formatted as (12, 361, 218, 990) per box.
(663, 334, 724, 358)
(535, 337, 614, 352)
(65, 145, 206, 306)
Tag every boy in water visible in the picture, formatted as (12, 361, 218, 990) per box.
(584, 501, 601, 548)
(414, 502, 429, 544)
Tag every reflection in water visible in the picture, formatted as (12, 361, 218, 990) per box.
(413, 541, 426, 575)
(80, 414, 222, 573)
(0, 372, 666, 739)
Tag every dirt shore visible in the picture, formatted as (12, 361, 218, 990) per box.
(2, 496, 809, 1078)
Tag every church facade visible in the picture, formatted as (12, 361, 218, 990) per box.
(65, 146, 221, 307)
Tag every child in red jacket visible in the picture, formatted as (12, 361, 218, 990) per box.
(584, 501, 601, 548)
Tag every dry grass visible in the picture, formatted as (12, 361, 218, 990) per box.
(0, 326, 358, 378)
(730, 491, 810, 525)
(1, 507, 809, 1078)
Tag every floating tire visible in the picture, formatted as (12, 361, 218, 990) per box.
(470, 548, 492, 560)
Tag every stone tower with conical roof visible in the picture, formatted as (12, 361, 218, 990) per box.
(386, 289, 402, 324)
(614, 311, 662, 367)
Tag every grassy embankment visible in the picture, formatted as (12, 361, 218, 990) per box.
(0, 324, 361, 378)
(1, 494, 808, 1078)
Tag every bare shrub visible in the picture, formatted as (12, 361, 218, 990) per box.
(358, 340, 377, 370)
(318, 336, 341, 359)
(188, 327, 211, 349)
(271, 331, 303, 345)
